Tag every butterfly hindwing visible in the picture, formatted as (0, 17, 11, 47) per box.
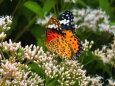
(63, 30, 83, 59)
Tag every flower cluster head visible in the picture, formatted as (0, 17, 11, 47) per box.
(108, 78, 115, 86)
(0, 39, 89, 86)
(0, 60, 44, 86)
(0, 38, 108, 86)
(0, 16, 12, 41)
(85, 76, 103, 86)
(23, 44, 88, 85)
(82, 39, 94, 51)
(0, 16, 12, 31)
(93, 36, 115, 65)
(1, 39, 21, 52)
(72, 8, 115, 34)
(0, 41, 44, 86)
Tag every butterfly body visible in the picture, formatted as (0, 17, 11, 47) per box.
(46, 11, 82, 60)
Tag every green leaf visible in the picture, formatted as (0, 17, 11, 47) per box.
(111, 22, 115, 25)
(46, 79, 57, 86)
(28, 62, 44, 77)
(99, 0, 112, 16)
(24, 1, 44, 18)
(43, 0, 56, 15)
(31, 26, 46, 48)
(75, 80, 80, 86)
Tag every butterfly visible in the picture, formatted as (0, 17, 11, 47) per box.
(46, 11, 82, 60)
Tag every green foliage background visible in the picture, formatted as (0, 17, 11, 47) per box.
(0, 0, 115, 85)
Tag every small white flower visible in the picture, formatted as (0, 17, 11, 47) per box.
(108, 78, 115, 86)
(93, 36, 115, 64)
(0, 32, 6, 40)
(1, 60, 21, 79)
(2, 39, 21, 52)
(72, 8, 115, 34)
(0, 16, 12, 31)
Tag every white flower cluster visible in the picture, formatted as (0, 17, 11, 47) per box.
(0, 39, 21, 52)
(0, 41, 44, 85)
(108, 78, 115, 86)
(0, 16, 12, 41)
(36, 57, 88, 85)
(85, 76, 103, 86)
(23, 44, 90, 85)
(1, 60, 22, 80)
(82, 40, 94, 51)
(57, 60, 87, 86)
(0, 60, 44, 86)
(0, 39, 108, 86)
(0, 32, 6, 41)
(93, 37, 115, 65)
(0, 16, 12, 31)
(72, 8, 115, 34)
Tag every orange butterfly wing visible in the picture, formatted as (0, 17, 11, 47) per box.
(46, 31, 72, 59)
(63, 30, 82, 58)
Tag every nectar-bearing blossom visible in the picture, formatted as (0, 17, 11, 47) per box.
(85, 76, 103, 86)
(0, 32, 6, 40)
(0, 16, 12, 41)
(93, 36, 115, 65)
(0, 16, 12, 31)
(0, 39, 105, 86)
(21, 43, 96, 86)
(108, 78, 115, 86)
(82, 40, 94, 51)
(0, 40, 44, 86)
(72, 8, 115, 35)
(1, 60, 22, 80)
(0, 58, 44, 86)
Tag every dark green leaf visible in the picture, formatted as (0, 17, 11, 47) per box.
(24, 1, 44, 18)
(99, 0, 112, 16)
(46, 79, 57, 86)
(28, 62, 44, 77)
(31, 26, 46, 48)
(43, 0, 56, 15)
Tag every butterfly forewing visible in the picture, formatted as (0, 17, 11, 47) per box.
(47, 16, 61, 31)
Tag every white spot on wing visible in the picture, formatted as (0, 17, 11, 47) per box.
(60, 19, 69, 25)
(47, 24, 58, 29)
